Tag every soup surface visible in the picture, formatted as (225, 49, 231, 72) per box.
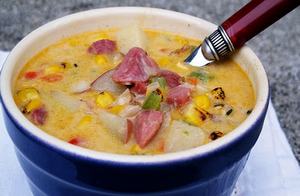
(14, 26, 255, 155)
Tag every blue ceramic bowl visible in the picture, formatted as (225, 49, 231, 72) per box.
(0, 7, 269, 196)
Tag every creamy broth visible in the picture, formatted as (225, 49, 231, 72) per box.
(14, 27, 255, 155)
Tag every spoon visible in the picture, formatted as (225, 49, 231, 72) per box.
(185, 0, 300, 67)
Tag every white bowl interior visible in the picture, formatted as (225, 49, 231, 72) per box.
(0, 7, 269, 163)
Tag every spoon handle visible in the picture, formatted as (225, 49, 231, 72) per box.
(201, 0, 299, 62)
(221, 0, 299, 49)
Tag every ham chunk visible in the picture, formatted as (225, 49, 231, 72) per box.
(159, 70, 182, 88)
(31, 107, 47, 125)
(130, 81, 147, 95)
(134, 110, 163, 148)
(166, 86, 191, 107)
(112, 47, 159, 85)
(88, 39, 116, 55)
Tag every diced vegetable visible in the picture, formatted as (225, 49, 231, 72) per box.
(125, 119, 133, 143)
(130, 144, 143, 155)
(186, 77, 198, 85)
(165, 120, 206, 152)
(119, 105, 142, 117)
(97, 110, 129, 142)
(111, 89, 132, 106)
(182, 103, 203, 126)
(44, 65, 64, 75)
(91, 69, 126, 95)
(194, 95, 210, 110)
(24, 71, 38, 80)
(211, 87, 225, 100)
(96, 92, 115, 109)
(95, 54, 109, 65)
(158, 57, 172, 66)
(159, 111, 171, 131)
(70, 80, 90, 93)
(150, 77, 167, 89)
(60, 62, 73, 69)
(24, 99, 42, 113)
(142, 90, 162, 110)
(226, 108, 233, 116)
(188, 70, 212, 82)
(109, 105, 125, 114)
(157, 77, 167, 89)
(41, 74, 63, 82)
(116, 24, 147, 54)
(78, 115, 93, 128)
(112, 52, 123, 65)
(146, 81, 160, 96)
(246, 109, 252, 115)
(51, 91, 82, 112)
(209, 131, 224, 140)
(68, 137, 85, 146)
(16, 87, 40, 108)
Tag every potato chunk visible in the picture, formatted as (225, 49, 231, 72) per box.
(165, 120, 206, 152)
(116, 24, 147, 54)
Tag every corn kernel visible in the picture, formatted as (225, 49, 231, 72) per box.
(95, 55, 109, 65)
(44, 65, 64, 75)
(130, 144, 143, 155)
(183, 103, 203, 126)
(24, 99, 42, 113)
(16, 88, 40, 106)
(109, 105, 124, 114)
(158, 57, 171, 66)
(94, 33, 110, 41)
(96, 92, 115, 108)
(78, 115, 93, 128)
(194, 95, 210, 110)
(171, 109, 182, 120)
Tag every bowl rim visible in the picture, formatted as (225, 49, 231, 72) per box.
(0, 7, 269, 165)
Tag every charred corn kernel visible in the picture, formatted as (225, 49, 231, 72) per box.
(24, 99, 42, 113)
(109, 105, 124, 114)
(95, 55, 109, 65)
(96, 92, 114, 108)
(44, 65, 64, 75)
(60, 62, 73, 69)
(78, 115, 93, 128)
(16, 88, 40, 106)
(158, 57, 171, 66)
(194, 95, 210, 110)
(130, 144, 143, 155)
(183, 103, 203, 126)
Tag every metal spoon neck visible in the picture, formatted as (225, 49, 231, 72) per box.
(202, 26, 235, 62)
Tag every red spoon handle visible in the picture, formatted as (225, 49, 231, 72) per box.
(221, 0, 300, 48)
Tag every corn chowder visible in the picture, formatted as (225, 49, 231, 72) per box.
(14, 25, 255, 155)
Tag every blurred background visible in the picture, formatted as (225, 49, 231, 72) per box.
(0, 0, 299, 162)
